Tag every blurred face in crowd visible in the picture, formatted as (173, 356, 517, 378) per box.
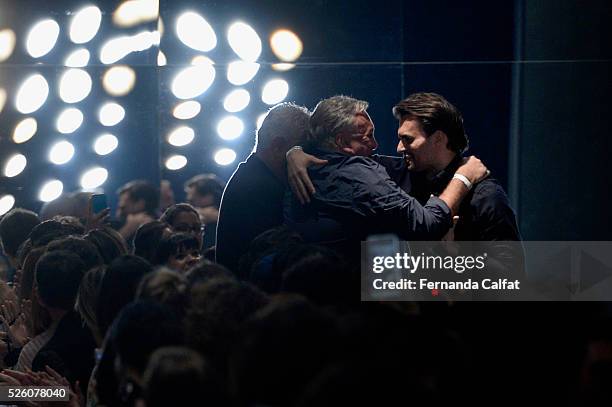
(336, 111, 378, 156)
(185, 187, 215, 208)
(396, 116, 439, 173)
(117, 192, 144, 219)
(167, 247, 201, 272)
(170, 211, 203, 249)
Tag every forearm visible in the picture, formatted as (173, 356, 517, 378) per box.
(438, 178, 470, 216)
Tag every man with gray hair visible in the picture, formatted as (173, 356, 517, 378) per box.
(284, 95, 488, 261)
(216, 102, 323, 275)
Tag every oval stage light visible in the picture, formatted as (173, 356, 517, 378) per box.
(4, 154, 27, 178)
(165, 155, 187, 170)
(217, 116, 244, 140)
(70, 6, 102, 44)
(59, 69, 92, 103)
(0, 195, 15, 216)
(172, 100, 201, 120)
(39, 180, 63, 202)
(261, 79, 289, 105)
(176, 11, 216, 52)
(26, 19, 60, 58)
(171, 65, 215, 99)
(223, 89, 250, 113)
(228, 22, 261, 62)
(15, 74, 49, 114)
(49, 140, 75, 165)
(214, 148, 237, 166)
(99, 102, 126, 126)
(13, 117, 38, 143)
(56, 108, 84, 134)
(94, 133, 119, 155)
(81, 167, 109, 189)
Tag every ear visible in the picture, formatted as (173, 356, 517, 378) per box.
(335, 134, 354, 154)
(433, 130, 448, 147)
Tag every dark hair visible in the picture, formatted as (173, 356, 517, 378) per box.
(117, 180, 159, 215)
(46, 236, 104, 271)
(156, 233, 200, 266)
(136, 268, 186, 315)
(143, 347, 224, 407)
(0, 208, 40, 257)
(112, 301, 183, 373)
(133, 221, 169, 264)
(185, 260, 234, 291)
(159, 203, 200, 228)
(35, 250, 86, 310)
(96, 255, 152, 338)
(392, 92, 468, 154)
(84, 227, 129, 265)
(186, 279, 268, 373)
(76, 265, 106, 343)
(29, 220, 84, 249)
(184, 174, 224, 208)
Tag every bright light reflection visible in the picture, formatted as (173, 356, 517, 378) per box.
(217, 116, 244, 140)
(172, 100, 201, 120)
(49, 141, 75, 165)
(39, 180, 63, 202)
(99, 102, 125, 126)
(176, 11, 216, 52)
(15, 74, 49, 114)
(102, 66, 136, 96)
(165, 155, 187, 170)
(94, 134, 119, 155)
(270, 29, 303, 61)
(70, 6, 102, 44)
(4, 154, 27, 177)
(227, 22, 261, 62)
(214, 148, 236, 166)
(167, 126, 195, 146)
(26, 19, 60, 58)
(261, 79, 289, 105)
(13, 118, 37, 143)
(171, 65, 215, 99)
(56, 108, 84, 134)
(81, 167, 108, 189)
(64, 48, 90, 67)
(59, 69, 92, 103)
(223, 89, 250, 113)
(0, 195, 15, 216)
(227, 61, 259, 85)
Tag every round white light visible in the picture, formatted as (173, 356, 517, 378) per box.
(167, 126, 195, 147)
(26, 19, 60, 58)
(39, 180, 63, 202)
(176, 11, 216, 52)
(171, 65, 215, 99)
(81, 167, 108, 189)
(102, 66, 136, 96)
(113, 0, 159, 27)
(15, 74, 49, 114)
(13, 118, 38, 144)
(0, 29, 16, 62)
(214, 148, 237, 166)
(217, 116, 244, 140)
(256, 113, 266, 131)
(270, 29, 303, 62)
(0, 88, 6, 114)
(4, 154, 27, 178)
(157, 51, 166, 66)
(56, 108, 84, 134)
(165, 155, 187, 170)
(99, 102, 125, 126)
(227, 22, 261, 62)
(0, 195, 15, 216)
(227, 61, 260, 85)
(64, 48, 90, 67)
(70, 6, 102, 44)
(223, 89, 250, 113)
(59, 69, 92, 103)
(94, 134, 119, 155)
(49, 141, 75, 165)
(261, 79, 289, 105)
(172, 100, 201, 120)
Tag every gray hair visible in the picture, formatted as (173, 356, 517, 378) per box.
(309, 95, 369, 150)
(255, 102, 310, 152)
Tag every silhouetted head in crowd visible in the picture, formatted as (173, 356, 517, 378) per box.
(136, 268, 186, 317)
(184, 260, 234, 292)
(240, 226, 303, 284)
(186, 278, 268, 375)
(156, 233, 201, 272)
(279, 244, 355, 306)
(19, 247, 46, 301)
(84, 227, 129, 265)
(76, 265, 106, 345)
(35, 250, 86, 312)
(159, 180, 175, 212)
(96, 254, 152, 338)
(133, 221, 172, 264)
(184, 174, 224, 209)
(116, 180, 159, 219)
(39, 191, 92, 221)
(112, 301, 184, 399)
(29, 219, 84, 249)
(229, 295, 339, 407)
(46, 235, 104, 271)
(142, 347, 225, 407)
(160, 203, 203, 249)
(0, 208, 40, 268)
